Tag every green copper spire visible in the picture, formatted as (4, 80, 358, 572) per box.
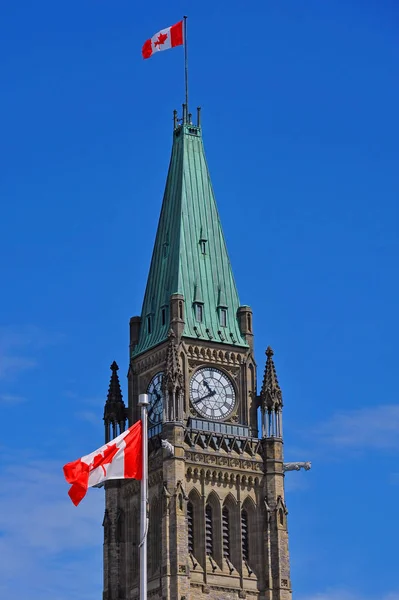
(133, 112, 248, 357)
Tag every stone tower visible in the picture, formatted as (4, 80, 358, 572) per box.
(102, 108, 292, 600)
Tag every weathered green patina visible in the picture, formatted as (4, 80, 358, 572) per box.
(133, 121, 248, 357)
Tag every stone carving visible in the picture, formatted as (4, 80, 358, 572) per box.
(163, 331, 184, 421)
(260, 347, 283, 410)
(184, 429, 262, 457)
(283, 461, 311, 472)
(185, 451, 263, 474)
(132, 347, 167, 375)
(161, 438, 174, 455)
(184, 342, 249, 368)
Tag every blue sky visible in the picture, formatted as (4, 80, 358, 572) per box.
(0, 0, 398, 598)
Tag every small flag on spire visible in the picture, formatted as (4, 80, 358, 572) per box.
(142, 21, 183, 59)
(63, 420, 142, 506)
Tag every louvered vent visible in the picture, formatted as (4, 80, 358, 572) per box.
(205, 504, 213, 555)
(222, 507, 230, 559)
(241, 509, 249, 561)
(187, 501, 194, 554)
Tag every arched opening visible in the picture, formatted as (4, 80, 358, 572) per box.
(194, 302, 203, 323)
(279, 507, 284, 526)
(146, 315, 152, 334)
(205, 504, 213, 556)
(241, 497, 258, 576)
(222, 506, 230, 559)
(206, 491, 223, 569)
(148, 497, 161, 577)
(187, 501, 194, 554)
(187, 488, 204, 568)
(241, 509, 249, 562)
(223, 493, 240, 572)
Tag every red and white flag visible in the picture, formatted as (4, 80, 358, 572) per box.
(142, 20, 183, 60)
(63, 421, 142, 506)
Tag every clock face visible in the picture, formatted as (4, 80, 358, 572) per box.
(147, 372, 164, 425)
(190, 367, 236, 421)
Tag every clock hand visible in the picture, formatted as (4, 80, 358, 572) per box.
(203, 380, 212, 392)
(193, 390, 216, 404)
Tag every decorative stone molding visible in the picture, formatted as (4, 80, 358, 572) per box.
(184, 430, 262, 457)
(131, 347, 168, 376)
(185, 452, 263, 473)
(186, 465, 261, 488)
(186, 343, 245, 362)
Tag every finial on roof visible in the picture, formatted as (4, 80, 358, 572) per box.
(164, 332, 183, 393)
(104, 360, 126, 442)
(260, 346, 282, 410)
(105, 361, 124, 407)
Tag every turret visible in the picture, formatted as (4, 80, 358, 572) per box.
(103, 361, 126, 442)
(260, 346, 283, 438)
(162, 330, 184, 422)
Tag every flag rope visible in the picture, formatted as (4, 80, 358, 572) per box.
(138, 394, 149, 600)
(184, 16, 189, 120)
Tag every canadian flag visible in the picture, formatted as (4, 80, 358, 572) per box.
(63, 420, 142, 506)
(142, 20, 183, 60)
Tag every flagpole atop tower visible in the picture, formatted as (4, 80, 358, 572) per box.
(138, 394, 149, 600)
(184, 15, 189, 121)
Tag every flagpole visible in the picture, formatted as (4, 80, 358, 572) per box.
(184, 15, 189, 121)
(138, 394, 149, 600)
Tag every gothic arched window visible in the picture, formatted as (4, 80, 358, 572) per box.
(116, 508, 125, 543)
(188, 489, 204, 568)
(149, 498, 161, 576)
(187, 501, 194, 554)
(222, 506, 230, 560)
(194, 302, 203, 323)
(279, 507, 284, 526)
(241, 509, 249, 562)
(146, 315, 152, 334)
(205, 504, 213, 556)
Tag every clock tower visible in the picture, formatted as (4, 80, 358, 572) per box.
(102, 107, 292, 600)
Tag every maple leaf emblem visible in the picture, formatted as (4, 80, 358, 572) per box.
(90, 443, 119, 476)
(154, 32, 168, 47)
